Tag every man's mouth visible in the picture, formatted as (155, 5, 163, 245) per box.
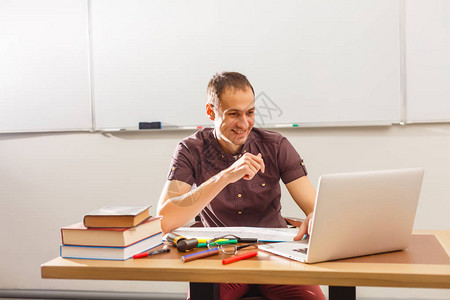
(232, 129, 246, 134)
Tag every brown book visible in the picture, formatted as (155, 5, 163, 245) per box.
(83, 205, 151, 228)
(62, 216, 161, 247)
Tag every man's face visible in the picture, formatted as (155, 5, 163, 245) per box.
(213, 87, 255, 155)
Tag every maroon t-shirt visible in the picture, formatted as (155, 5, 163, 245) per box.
(167, 127, 307, 228)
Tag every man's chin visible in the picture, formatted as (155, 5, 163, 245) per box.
(218, 129, 252, 149)
(231, 133, 249, 145)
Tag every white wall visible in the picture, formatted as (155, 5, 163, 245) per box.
(1, 123, 450, 298)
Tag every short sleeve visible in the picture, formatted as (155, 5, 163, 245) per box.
(167, 142, 196, 185)
(277, 137, 308, 184)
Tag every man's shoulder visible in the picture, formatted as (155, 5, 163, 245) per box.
(178, 127, 215, 149)
(250, 127, 286, 145)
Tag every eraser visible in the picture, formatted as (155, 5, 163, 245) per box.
(139, 122, 162, 129)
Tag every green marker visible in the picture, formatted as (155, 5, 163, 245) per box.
(197, 239, 238, 248)
(275, 124, 300, 128)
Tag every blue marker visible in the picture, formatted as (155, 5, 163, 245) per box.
(181, 247, 220, 263)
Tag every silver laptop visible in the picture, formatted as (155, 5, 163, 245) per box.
(258, 168, 424, 263)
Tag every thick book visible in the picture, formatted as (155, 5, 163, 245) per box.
(83, 205, 151, 228)
(60, 232, 162, 260)
(61, 216, 161, 247)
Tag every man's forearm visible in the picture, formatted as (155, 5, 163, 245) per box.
(158, 171, 230, 233)
(158, 153, 265, 233)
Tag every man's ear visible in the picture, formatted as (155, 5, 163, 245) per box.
(206, 104, 215, 121)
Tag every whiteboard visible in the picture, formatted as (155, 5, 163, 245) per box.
(405, 0, 450, 123)
(0, 0, 91, 133)
(91, 0, 401, 130)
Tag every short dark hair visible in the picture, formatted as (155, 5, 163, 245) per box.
(206, 71, 255, 108)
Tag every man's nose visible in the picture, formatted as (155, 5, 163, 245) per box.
(236, 114, 249, 128)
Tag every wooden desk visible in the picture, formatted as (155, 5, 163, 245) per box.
(42, 231, 450, 300)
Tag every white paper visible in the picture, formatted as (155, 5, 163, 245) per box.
(173, 227, 298, 242)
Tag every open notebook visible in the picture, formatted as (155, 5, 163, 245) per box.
(258, 168, 424, 263)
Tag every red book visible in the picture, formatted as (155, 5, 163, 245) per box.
(61, 216, 161, 247)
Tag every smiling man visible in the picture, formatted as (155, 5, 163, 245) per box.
(157, 71, 325, 300)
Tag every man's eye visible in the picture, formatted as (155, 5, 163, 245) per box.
(248, 111, 255, 115)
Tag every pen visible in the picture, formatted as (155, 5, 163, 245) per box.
(222, 251, 258, 265)
(181, 248, 220, 263)
(133, 248, 170, 259)
(302, 234, 308, 240)
(180, 126, 203, 130)
(237, 237, 258, 243)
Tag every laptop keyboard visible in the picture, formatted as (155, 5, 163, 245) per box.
(293, 248, 308, 255)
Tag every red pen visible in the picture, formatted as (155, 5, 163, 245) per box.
(222, 251, 258, 265)
(133, 248, 170, 259)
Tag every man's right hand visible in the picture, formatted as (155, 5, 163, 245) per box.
(223, 153, 265, 183)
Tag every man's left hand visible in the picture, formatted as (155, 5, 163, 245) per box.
(293, 212, 313, 241)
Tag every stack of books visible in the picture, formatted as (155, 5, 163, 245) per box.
(60, 205, 162, 260)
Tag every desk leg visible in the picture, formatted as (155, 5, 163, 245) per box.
(329, 286, 356, 300)
(189, 282, 219, 300)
